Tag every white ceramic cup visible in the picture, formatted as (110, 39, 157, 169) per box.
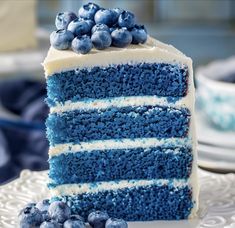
(196, 57, 235, 131)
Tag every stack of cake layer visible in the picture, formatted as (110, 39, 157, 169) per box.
(43, 37, 198, 221)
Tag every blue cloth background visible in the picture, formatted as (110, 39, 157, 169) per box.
(0, 79, 49, 184)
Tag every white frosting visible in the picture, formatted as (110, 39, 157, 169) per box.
(187, 62, 198, 219)
(49, 137, 192, 157)
(50, 95, 192, 114)
(44, 36, 199, 217)
(50, 178, 189, 197)
(0, 0, 37, 52)
(43, 37, 192, 76)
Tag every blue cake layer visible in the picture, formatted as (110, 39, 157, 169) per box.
(46, 106, 190, 145)
(52, 184, 193, 221)
(47, 63, 188, 106)
(48, 147, 193, 186)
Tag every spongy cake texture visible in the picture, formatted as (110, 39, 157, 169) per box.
(46, 63, 188, 106)
(47, 105, 190, 145)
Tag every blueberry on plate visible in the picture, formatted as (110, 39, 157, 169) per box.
(91, 31, 112, 50)
(50, 29, 74, 50)
(69, 214, 85, 222)
(72, 35, 93, 54)
(68, 19, 90, 36)
(130, 25, 147, 44)
(55, 11, 77, 29)
(105, 218, 128, 228)
(48, 201, 71, 223)
(41, 211, 50, 221)
(88, 210, 109, 228)
(36, 199, 50, 212)
(18, 206, 43, 228)
(111, 28, 132, 48)
(91, 23, 110, 34)
(118, 11, 135, 29)
(40, 220, 61, 228)
(78, 2, 100, 20)
(64, 215, 86, 228)
(94, 9, 115, 26)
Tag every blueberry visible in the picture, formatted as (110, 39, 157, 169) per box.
(72, 35, 93, 54)
(40, 220, 61, 228)
(111, 28, 132, 48)
(111, 8, 123, 24)
(105, 218, 128, 228)
(130, 25, 147, 44)
(78, 2, 100, 20)
(68, 19, 90, 36)
(113, 8, 124, 16)
(36, 199, 50, 212)
(42, 211, 50, 221)
(64, 215, 86, 228)
(109, 27, 116, 34)
(91, 23, 110, 34)
(18, 206, 43, 227)
(94, 9, 115, 26)
(70, 214, 85, 222)
(50, 29, 74, 50)
(76, 18, 95, 34)
(88, 211, 109, 228)
(55, 12, 77, 29)
(118, 11, 135, 29)
(109, 25, 119, 34)
(91, 31, 112, 50)
(85, 19, 96, 31)
(48, 201, 71, 223)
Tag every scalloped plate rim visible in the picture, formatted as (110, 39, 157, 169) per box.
(1, 169, 235, 228)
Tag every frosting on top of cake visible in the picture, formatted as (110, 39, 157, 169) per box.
(43, 36, 191, 76)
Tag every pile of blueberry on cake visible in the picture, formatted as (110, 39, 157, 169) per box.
(50, 2, 147, 54)
(18, 199, 127, 228)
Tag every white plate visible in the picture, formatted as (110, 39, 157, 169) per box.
(196, 110, 235, 172)
(1, 169, 235, 228)
(196, 110, 235, 149)
(198, 143, 235, 172)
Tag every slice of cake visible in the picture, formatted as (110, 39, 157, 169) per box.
(43, 3, 198, 221)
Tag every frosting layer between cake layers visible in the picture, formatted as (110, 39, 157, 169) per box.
(43, 37, 198, 220)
